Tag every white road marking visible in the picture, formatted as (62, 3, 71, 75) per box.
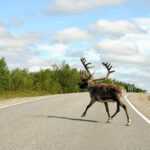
(125, 96, 150, 124)
(0, 95, 61, 109)
(0, 93, 74, 109)
(0, 97, 47, 109)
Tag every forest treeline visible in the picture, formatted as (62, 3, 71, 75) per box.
(0, 57, 146, 96)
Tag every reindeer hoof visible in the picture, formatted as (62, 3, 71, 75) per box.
(107, 118, 112, 123)
(126, 119, 132, 126)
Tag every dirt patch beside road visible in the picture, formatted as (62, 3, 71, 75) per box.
(127, 93, 150, 120)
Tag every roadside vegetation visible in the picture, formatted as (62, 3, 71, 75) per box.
(0, 57, 146, 100)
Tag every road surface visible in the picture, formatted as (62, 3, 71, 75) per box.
(0, 93, 150, 150)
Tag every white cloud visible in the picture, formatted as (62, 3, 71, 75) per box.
(136, 71, 150, 92)
(134, 40, 150, 54)
(111, 70, 150, 92)
(134, 18, 150, 26)
(101, 53, 150, 68)
(90, 18, 150, 69)
(95, 40, 138, 55)
(28, 57, 46, 65)
(11, 18, 24, 27)
(0, 32, 44, 57)
(14, 32, 44, 43)
(90, 20, 145, 38)
(84, 48, 101, 62)
(0, 24, 45, 70)
(137, 71, 150, 79)
(123, 18, 150, 54)
(27, 57, 58, 72)
(52, 28, 94, 43)
(38, 43, 67, 57)
(0, 24, 12, 38)
(89, 18, 150, 92)
(44, 0, 128, 15)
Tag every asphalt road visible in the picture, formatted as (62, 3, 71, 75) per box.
(0, 93, 150, 150)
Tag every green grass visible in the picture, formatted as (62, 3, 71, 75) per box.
(0, 90, 50, 100)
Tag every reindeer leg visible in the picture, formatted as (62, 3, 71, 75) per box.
(81, 99, 95, 117)
(120, 103, 131, 126)
(110, 102, 120, 120)
(104, 102, 112, 123)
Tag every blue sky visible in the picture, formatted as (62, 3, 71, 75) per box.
(0, 0, 150, 92)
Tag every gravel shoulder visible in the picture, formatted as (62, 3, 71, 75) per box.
(127, 93, 150, 120)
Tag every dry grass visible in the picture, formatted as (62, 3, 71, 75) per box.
(0, 90, 49, 101)
(127, 93, 150, 119)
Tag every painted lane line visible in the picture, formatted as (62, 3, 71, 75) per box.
(0, 93, 76, 110)
(125, 96, 150, 124)
(0, 95, 60, 109)
(0, 97, 48, 109)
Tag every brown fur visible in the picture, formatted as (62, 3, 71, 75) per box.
(79, 58, 131, 126)
(80, 80, 131, 126)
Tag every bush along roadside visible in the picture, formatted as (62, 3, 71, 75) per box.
(0, 57, 146, 100)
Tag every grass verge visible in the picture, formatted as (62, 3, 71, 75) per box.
(0, 90, 50, 100)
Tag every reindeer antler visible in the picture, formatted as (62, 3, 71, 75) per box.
(80, 58, 115, 82)
(80, 58, 95, 80)
(102, 62, 115, 78)
(91, 62, 115, 82)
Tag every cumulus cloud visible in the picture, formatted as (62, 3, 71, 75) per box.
(84, 48, 101, 62)
(0, 24, 45, 70)
(27, 57, 59, 72)
(14, 32, 44, 43)
(90, 20, 146, 38)
(44, 0, 128, 15)
(52, 28, 94, 43)
(123, 18, 150, 54)
(0, 24, 12, 38)
(111, 70, 150, 92)
(134, 18, 150, 26)
(100, 53, 150, 68)
(0, 32, 44, 57)
(38, 43, 67, 57)
(95, 40, 138, 56)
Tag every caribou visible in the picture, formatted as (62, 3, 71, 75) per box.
(79, 58, 131, 126)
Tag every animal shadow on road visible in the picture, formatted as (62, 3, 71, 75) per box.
(34, 115, 98, 123)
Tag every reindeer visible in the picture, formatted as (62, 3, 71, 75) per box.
(79, 58, 131, 126)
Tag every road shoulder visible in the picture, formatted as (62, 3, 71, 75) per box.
(127, 93, 150, 120)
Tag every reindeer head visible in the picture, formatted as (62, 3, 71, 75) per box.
(79, 57, 115, 89)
